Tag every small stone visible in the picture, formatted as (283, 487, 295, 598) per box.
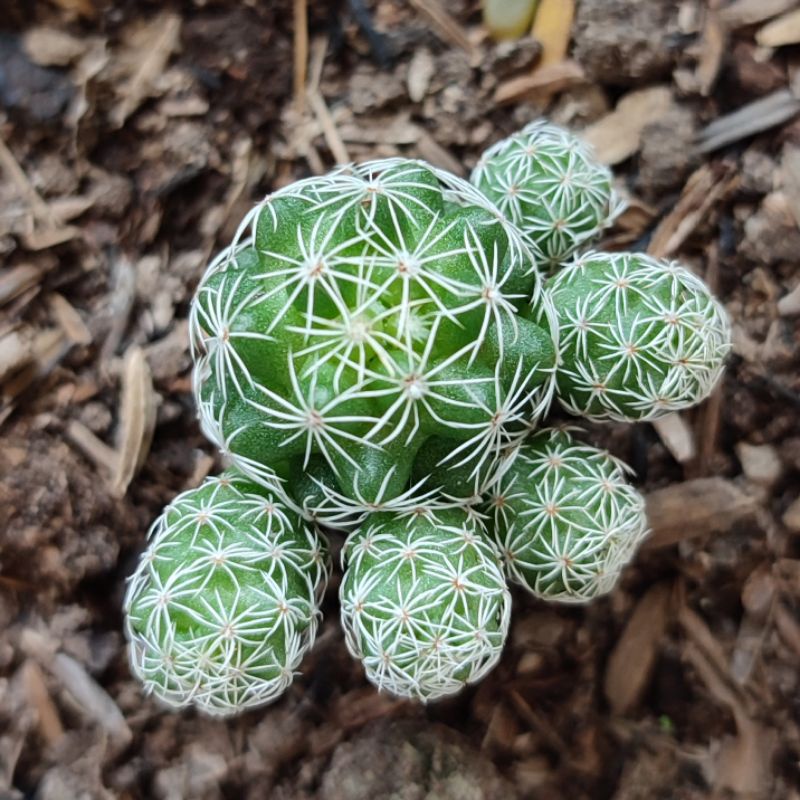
(573, 0, 679, 86)
(736, 442, 783, 488)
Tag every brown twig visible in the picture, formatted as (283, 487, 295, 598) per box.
(294, 0, 309, 110)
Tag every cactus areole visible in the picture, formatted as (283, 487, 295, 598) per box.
(125, 119, 731, 715)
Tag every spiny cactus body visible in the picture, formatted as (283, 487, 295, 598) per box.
(124, 474, 328, 716)
(548, 252, 731, 422)
(470, 120, 622, 267)
(190, 159, 557, 521)
(340, 507, 511, 700)
(489, 428, 648, 603)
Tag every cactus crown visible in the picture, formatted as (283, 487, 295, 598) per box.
(189, 158, 557, 518)
(124, 474, 328, 716)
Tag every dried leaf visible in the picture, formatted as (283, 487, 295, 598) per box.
(644, 478, 758, 549)
(0, 328, 34, 382)
(112, 346, 157, 497)
(531, 0, 574, 67)
(583, 86, 674, 165)
(110, 13, 181, 128)
(494, 59, 584, 105)
(604, 582, 674, 715)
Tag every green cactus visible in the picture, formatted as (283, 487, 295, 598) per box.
(547, 251, 731, 422)
(340, 506, 511, 700)
(471, 120, 623, 268)
(123, 118, 733, 714)
(124, 473, 328, 716)
(190, 159, 557, 520)
(488, 428, 648, 603)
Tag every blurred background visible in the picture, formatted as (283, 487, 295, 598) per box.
(1, 0, 800, 798)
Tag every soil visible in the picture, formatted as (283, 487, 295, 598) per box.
(1, 1, 800, 798)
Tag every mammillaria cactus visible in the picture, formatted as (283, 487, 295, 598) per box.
(340, 507, 511, 700)
(489, 428, 648, 603)
(471, 120, 623, 267)
(124, 473, 328, 716)
(124, 116, 732, 713)
(189, 159, 557, 519)
(548, 251, 731, 422)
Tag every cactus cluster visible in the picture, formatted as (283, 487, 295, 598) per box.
(124, 120, 731, 716)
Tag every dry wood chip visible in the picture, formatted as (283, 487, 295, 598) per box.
(20, 660, 64, 746)
(294, 0, 308, 107)
(644, 477, 758, 550)
(110, 12, 181, 128)
(0, 329, 66, 418)
(65, 419, 118, 477)
(695, 10, 726, 96)
(0, 328, 33, 382)
(49, 653, 132, 750)
(48, 293, 92, 346)
(23, 27, 87, 66)
(782, 496, 800, 531)
(0, 136, 79, 247)
(756, 7, 800, 45)
(414, 128, 465, 176)
(408, 0, 474, 53)
(731, 568, 775, 684)
(493, 59, 584, 106)
(309, 91, 350, 165)
(684, 640, 772, 796)
(100, 255, 136, 361)
(0, 264, 43, 307)
(604, 582, 674, 716)
(719, 0, 800, 28)
(112, 346, 157, 497)
(696, 89, 800, 154)
(774, 601, 800, 656)
(647, 163, 733, 258)
(531, 0, 575, 67)
(407, 48, 435, 103)
(652, 413, 696, 464)
(582, 86, 674, 165)
(780, 144, 800, 229)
